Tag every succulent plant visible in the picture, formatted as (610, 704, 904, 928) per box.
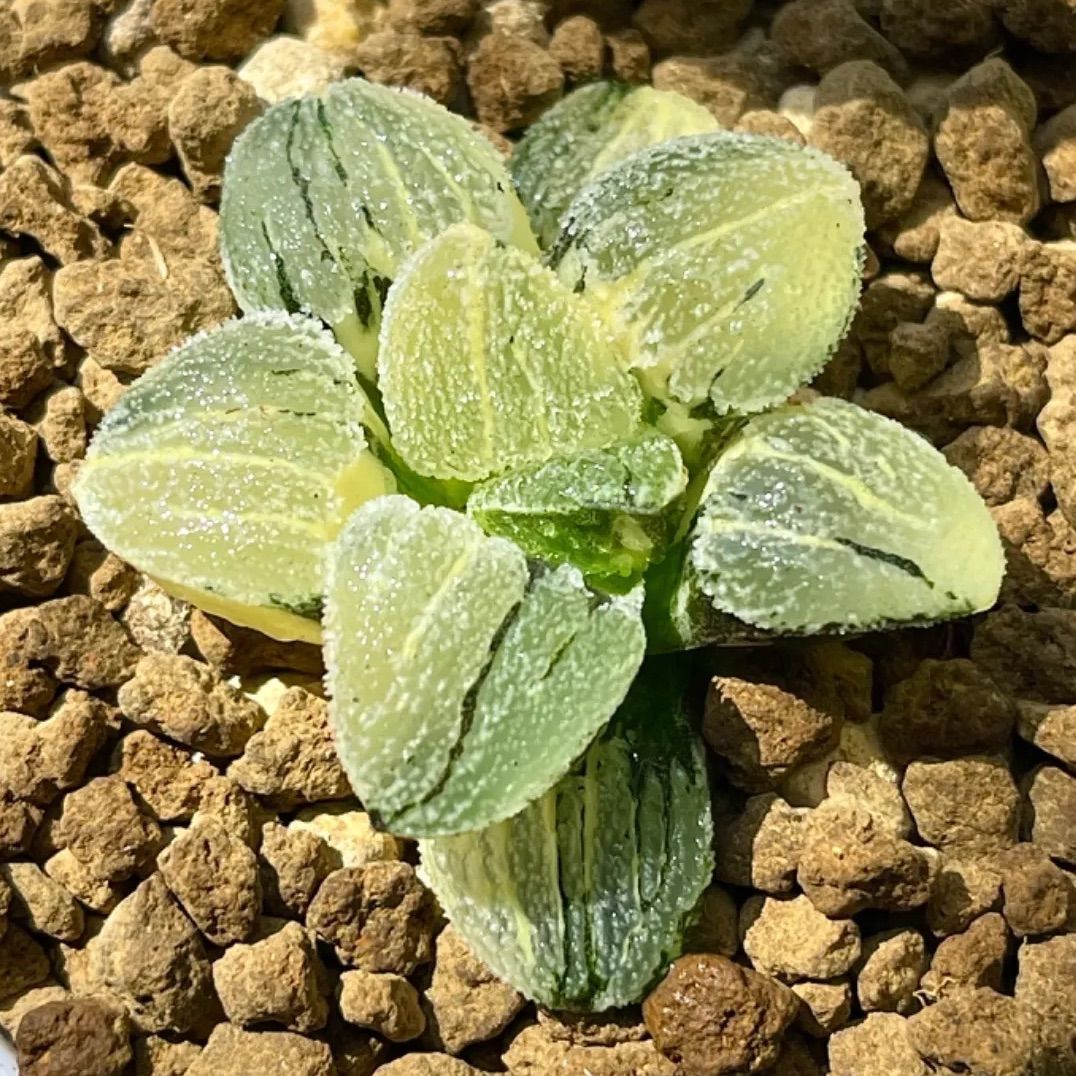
(74, 78, 1003, 1010)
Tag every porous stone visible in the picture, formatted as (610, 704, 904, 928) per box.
(28, 386, 86, 466)
(157, 817, 261, 945)
(467, 33, 563, 132)
(878, 0, 998, 62)
(339, 968, 425, 1042)
(228, 687, 350, 809)
(190, 611, 324, 677)
(791, 980, 851, 1038)
(260, 821, 339, 918)
(0, 924, 49, 1002)
(878, 172, 957, 264)
(388, 0, 479, 35)
(927, 856, 1004, 936)
(996, 0, 1076, 52)
(44, 850, 121, 916)
(734, 109, 806, 143)
(424, 926, 524, 1052)
(606, 28, 650, 83)
(1016, 700, 1076, 768)
(1038, 336, 1076, 530)
(0, 413, 38, 501)
(712, 793, 806, 893)
(57, 776, 162, 883)
(355, 30, 463, 105)
(1, 861, 84, 942)
(921, 913, 1009, 999)
(1023, 765, 1076, 865)
(184, 1024, 334, 1076)
(238, 35, 350, 104)
(942, 426, 1050, 507)
(119, 653, 265, 758)
(740, 894, 861, 982)
(903, 756, 1020, 855)
(643, 953, 799, 1075)
(131, 1034, 203, 1076)
(809, 61, 927, 228)
(290, 805, 403, 868)
(0, 327, 51, 412)
(651, 54, 768, 127)
(934, 58, 1040, 225)
(150, 0, 284, 60)
(828, 1013, 928, 1076)
(1020, 241, 1076, 345)
(932, 217, 1026, 302)
(825, 761, 911, 838)
(973, 605, 1076, 703)
(0, 497, 77, 600)
(992, 497, 1076, 609)
(115, 731, 216, 823)
(0, 984, 70, 1041)
(879, 659, 1016, 764)
(548, 15, 604, 83)
(15, 997, 130, 1076)
(86, 875, 214, 1034)
(856, 929, 927, 1014)
(377, 1056, 480, 1076)
(213, 921, 329, 1032)
(999, 840, 1076, 938)
(0, 799, 43, 861)
(121, 581, 191, 656)
(683, 885, 740, 957)
(306, 862, 437, 974)
(1015, 934, 1076, 1061)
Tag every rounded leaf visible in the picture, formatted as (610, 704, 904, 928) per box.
(552, 132, 865, 415)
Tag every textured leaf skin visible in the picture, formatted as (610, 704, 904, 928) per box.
(511, 81, 719, 248)
(420, 656, 713, 1010)
(380, 224, 643, 483)
(665, 397, 1004, 644)
(220, 79, 537, 378)
(468, 430, 688, 589)
(325, 496, 646, 837)
(552, 132, 865, 416)
(74, 313, 394, 643)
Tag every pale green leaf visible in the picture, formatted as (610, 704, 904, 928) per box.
(420, 657, 713, 1010)
(325, 496, 646, 836)
(379, 224, 643, 483)
(510, 81, 719, 248)
(74, 313, 394, 643)
(677, 397, 1004, 640)
(220, 78, 537, 379)
(551, 132, 865, 415)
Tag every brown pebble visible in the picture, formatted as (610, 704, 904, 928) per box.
(877, 172, 957, 264)
(606, 28, 650, 83)
(213, 921, 329, 1032)
(741, 894, 861, 982)
(643, 953, 799, 1075)
(115, 730, 217, 824)
(1023, 764, 1076, 866)
(190, 610, 324, 677)
(922, 912, 1010, 999)
(424, 926, 523, 1053)
(934, 58, 1040, 225)
(43, 849, 121, 916)
(996, 0, 1076, 53)
(1037, 336, 1076, 529)
(549, 16, 605, 84)
(852, 269, 936, 376)
(355, 30, 463, 106)
(791, 980, 851, 1038)
(809, 61, 927, 228)
(307, 862, 437, 974)
(713, 793, 806, 893)
(683, 884, 740, 958)
(259, 820, 339, 918)
(376, 1056, 480, 1076)
(828, 1012, 927, 1076)
(0, 798, 43, 861)
(1034, 102, 1076, 202)
(388, 0, 479, 34)
(151, 0, 284, 61)
(1019, 241, 1076, 345)
(903, 756, 1020, 855)
(16, 997, 130, 1076)
(942, 426, 1050, 507)
(973, 605, 1076, 703)
(879, 658, 1016, 764)
(878, 0, 999, 62)
(932, 217, 1027, 302)
(0, 497, 77, 600)
(633, 0, 750, 56)
(1, 861, 84, 943)
(735, 109, 806, 144)
(0, 924, 51, 1003)
(1016, 699, 1076, 768)
(185, 1023, 334, 1076)
(993, 497, 1076, 609)
(467, 33, 564, 133)
(131, 1034, 203, 1076)
(28, 385, 87, 465)
(119, 653, 265, 758)
(1015, 933, 1076, 1061)
(927, 856, 1004, 937)
(158, 817, 261, 945)
(339, 968, 425, 1043)
(856, 928, 927, 1014)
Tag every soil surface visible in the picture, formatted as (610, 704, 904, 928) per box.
(1, 1, 1076, 1074)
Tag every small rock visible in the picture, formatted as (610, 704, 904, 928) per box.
(1019, 241, 1076, 345)
(0, 327, 51, 412)
(306, 862, 437, 974)
(0, 924, 49, 1002)
(43, 850, 121, 916)
(355, 30, 463, 105)
(87, 874, 214, 1034)
(16, 997, 130, 1076)
(734, 109, 806, 143)
(828, 1013, 928, 1076)
(942, 426, 1050, 507)
(825, 761, 911, 838)
(76, 359, 126, 427)
(879, 658, 1016, 764)
(467, 33, 563, 132)
(0, 984, 70, 1041)
(0, 99, 35, 166)
(115, 730, 216, 823)
(0, 413, 38, 500)
(0, 497, 77, 599)
(121, 581, 191, 656)
(851, 269, 936, 375)
(28, 385, 87, 465)
(771, 0, 907, 82)
(238, 35, 349, 104)
(190, 774, 262, 848)
(632, 0, 749, 56)
(290, 804, 403, 868)
(190, 611, 324, 677)
(131, 1034, 203, 1076)
(388, 0, 479, 35)
(856, 928, 927, 1014)
(1, 861, 84, 942)
(425, 926, 524, 1052)
(168, 66, 264, 203)
(1024, 765, 1076, 865)
(791, 980, 851, 1038)
(1000, 839, 1074, 938)
(56, 776, 162, 883)
(1015, 934, 1076, 1061)
(651, 53, 768, 127)
(151, 0, 284, 60)
(1034, 103, 1076, 203)
(377, 1056, 479, 1076)
(887, 315, 952, 392)
(740, 894, 861, 982)
(927, 856, 1004, 937)
(157, 817, 261, 945)
(548, 15, 604, 83)
(643, 953, 798, 1075)
(797, 802, 930, 916)
(713, 793, 806, 893)
(934, 58, 1040, 225)
(339, 968, 425, 1042)
(908, 988, 1050, 1076)
(921, 912, 1009, 999)
(932, 217, 1026, 302)
(878, 0, 999, 62)
(993, 497, 1076, 609)
(0, 798, 43, 861)
(705, 676, 840, 792)
(606, 28, 650, 83)
(213, 921, 329, 1032)
(185, 1024, 334, 1076)
(119, 653, 265, 758)
(1016, 700, 1076, 768)
(228, 686, 351, 809)
(683, 884, 740, 957)
(996, 0, 1076, 52)
(1037, 338, 1076, 528)
(260, 820, 339, 918)
(973, 605, 1076, 703)
(809, 61, 927, 228)
(903, 756, 1019, 855)
(877, 172, 958, 264)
